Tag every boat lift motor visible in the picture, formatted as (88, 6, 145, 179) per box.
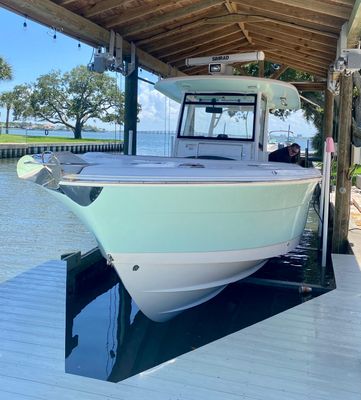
(88, 31, 136, 76)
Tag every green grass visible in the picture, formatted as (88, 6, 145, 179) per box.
(0, 133, 122, 144)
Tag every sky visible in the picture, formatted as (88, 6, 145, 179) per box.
(0, 7, 317, 136)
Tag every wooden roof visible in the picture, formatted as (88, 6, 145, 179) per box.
(1, 0, 361, 79)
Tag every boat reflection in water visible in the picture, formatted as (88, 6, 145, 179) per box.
(65, 241, 333, 383)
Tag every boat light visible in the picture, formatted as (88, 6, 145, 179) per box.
(280, 97, 288, 107)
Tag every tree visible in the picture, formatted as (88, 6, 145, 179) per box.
(0, 85, 33, 133)
(0, 56, 12, 82)
(16, 66, 128, 139)
(0, 91, 16, 133)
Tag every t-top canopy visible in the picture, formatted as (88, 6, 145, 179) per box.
(155, 75, 301, 109)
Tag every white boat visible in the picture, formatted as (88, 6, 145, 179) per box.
(17, 74, 320, 322)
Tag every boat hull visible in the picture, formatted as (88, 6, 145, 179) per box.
(111, 237, 299, 321)
(50, 178, 317, 321)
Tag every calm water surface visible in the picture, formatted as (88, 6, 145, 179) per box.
(0, 132, 176, 282)
(65, 217, 334, 383)
(0, 158, 97, 282)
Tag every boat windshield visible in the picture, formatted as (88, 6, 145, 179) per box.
(179, 93, 256, 141)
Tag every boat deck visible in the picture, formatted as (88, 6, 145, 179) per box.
(0, 252, 360, 399)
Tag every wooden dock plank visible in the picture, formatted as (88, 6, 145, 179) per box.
(0, 255, 360, 399)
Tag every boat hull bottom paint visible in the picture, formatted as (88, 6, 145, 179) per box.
(111, 237, 300, 322)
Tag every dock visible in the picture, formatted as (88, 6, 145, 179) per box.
(1, 250, 360, 399)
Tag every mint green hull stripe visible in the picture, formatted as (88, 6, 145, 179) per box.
(55, 181, 316, 253)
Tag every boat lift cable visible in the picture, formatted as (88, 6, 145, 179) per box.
(300, 95, 322, 109)
(138, 76, 155, 85)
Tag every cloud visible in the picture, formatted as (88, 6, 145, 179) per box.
(269, 110, 317, 138)
(137, 81, 179, 131)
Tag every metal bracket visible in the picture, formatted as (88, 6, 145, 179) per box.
(124, 42, 136, 77)
(88, 30, 136, 75)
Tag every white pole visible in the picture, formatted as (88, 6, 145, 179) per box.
(318, 144, 327, 237)
(322, 137, 335, 267)
(128, 130, 133, 155)
(170, 134, 175, 157)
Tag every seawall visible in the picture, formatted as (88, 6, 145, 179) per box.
(0, 142, 122, 159)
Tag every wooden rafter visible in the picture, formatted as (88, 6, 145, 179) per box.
(203, 13, 339, 38)
(249, 34, 335, 63)
(256, 0, 351, 19)
(266, 52, 327, 77)
(145, 25, 236, 54)
(103, 0, 173, 29)
(347, 0, 361, 47)
(119, 0, 224, 38)
(0, 0, 354, 79)
(136, 19, 205, 47)
(172, 40, 250, 68)
(224, 0, 253, 44)
(291, 82, 327, 91)
(261, 44, 330, 70)
(83, 0, 125, 19)
(56, 0, 76, 5)
(230, 2, 343, 32)
(259, 21, 338, 47)
(0, 0, 185, 78)
(246, 25, 336, 55)
(270, 65, 289, 79)
(155, 27, 240, 59)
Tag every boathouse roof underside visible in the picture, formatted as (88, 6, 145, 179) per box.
(1, 0, 361, 80)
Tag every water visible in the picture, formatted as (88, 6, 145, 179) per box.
(0, 158, 97, 282)
(65, 217, 334, 383)
(0, 131, 174, 281)
(5, 127, 313, 153)
(4, 128, 175, 157)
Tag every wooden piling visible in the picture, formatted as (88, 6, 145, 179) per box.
(323, 88, 334, 140)
(124, 56, 139, 155)
(332, 72, 353, 253)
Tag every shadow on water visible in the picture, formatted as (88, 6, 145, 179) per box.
(65, 208, 335, 383)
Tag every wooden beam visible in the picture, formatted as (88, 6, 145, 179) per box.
(155, 27, 239, 59)
(136, 20, 205, 47)
(103, 0, 172, 29)
(332, 72, 353, 254)
(347, 0, 361, 47)
(56, 0, 76, 5)
(172, 41, 249, 68)
(120, 0, 223, 38)
(146, 25, 236, 54)
(323, 88, 335, 139)
(249, 32, 335, 63)
(270, 64, 289, 79)
(171, 37, 249, 67)
(203, 13, 339, 38)
(253, 38, 332, 69)
(290, 82, 327, 91)
(266, 54, 327, 77)
(259, 21, 338, 47)
(224, 0, 253, 44)
(258, 60, 265, 77)
(83, 0, 123, 19)
(231, 0, 345, 30)
(246, 25, 336, 56)
(255, 0, 350, 19)
(124, 55, 138, 156)
(204, 14, 266, 25)
(0, 0, 185, 77)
